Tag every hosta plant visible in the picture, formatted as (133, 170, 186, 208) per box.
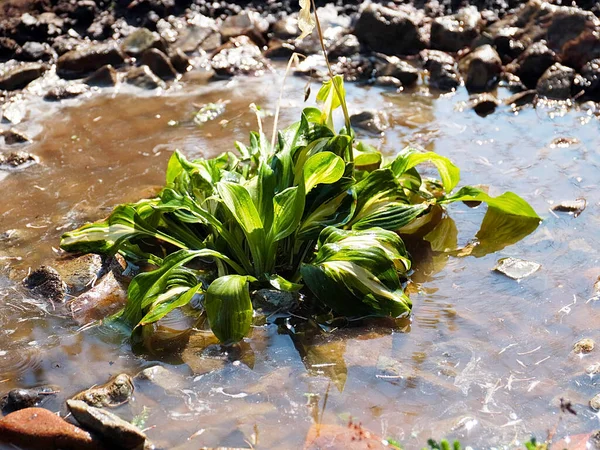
(60, 75, 540, 346)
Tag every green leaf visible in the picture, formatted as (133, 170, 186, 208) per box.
(440, 186, 540, 218)
(316, 76, 346, 130)
(217, 181, 267, 274)
(270, 186, 301, 241)
(268, 274, 303, 292)
(139, 284, 203, 326)
(301, 227, 412, 317)
(302, 151, 345, 193)
(205, 275, 256, 344)
(390, 147, 460, 193)
(125, 249, 241, 328)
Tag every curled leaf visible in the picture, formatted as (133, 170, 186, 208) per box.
(297, 0, 315, 40)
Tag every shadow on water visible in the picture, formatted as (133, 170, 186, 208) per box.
(0, 71, 599, 448)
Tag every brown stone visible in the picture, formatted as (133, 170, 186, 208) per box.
(0, 407, 104, 450)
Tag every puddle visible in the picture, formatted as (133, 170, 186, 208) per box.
(0, 71, 599, 448)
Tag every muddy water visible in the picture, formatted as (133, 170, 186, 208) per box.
(0, 72, 599, 449)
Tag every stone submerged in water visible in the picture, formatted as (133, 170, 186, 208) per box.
(421, 50, 462, 92)
(2, 129, 31, 145)
(68, 270, 128, 325)
(84, 64, 118, 87)
(44, 82, 89, 101)
(0, 407, 104, 450)
(67, 400, 147, 450)
(469, 93, 500, 117)
(23, 266, 67, 303)
(574, 338, 595, 354)
(0, 151, 38, 170)
(350, 110, 389, 134)
(1, 387, 57, 413)
(493, 257, 541, 280)
(459, 44, 502, 93)
(72, 373, 134, 408)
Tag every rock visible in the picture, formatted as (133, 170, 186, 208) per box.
(134, 365, 184, 392)
(591, 394, 600, 411)
(581, 59, 600, 101)
(459, 44, 502, 93)
(44, 82, 89, 101)
(72, 374, 134, 408)
(54, 254, 104, 294)
(350, 110, 389, 134)
(493, 28, 526, 64)
(512, 41, 557, 89)
(70, 0, 98, 28)
(125, 65, 165, 90)
(504, 89, 537, 108)
(0, 407, 103, 450)
(0, 151, 38, 169)
(501, 72, 527, 92)
(69, 271, 127, 325)
(493, 257, 540, 280)
(329, 34, 361, 59)
(536, 63, 576, 100)
(174, 16, 220, 53)
(16, 41, 55, 62)
(121, 27, 165, 56)
(574, 338, 595, 354)
(84, 65, 118, 87)
(430, 7, 481, 52)
(211, 36, 268, 77)
(1, 387, 57, 413)
(253, 289, 298, 312)
(220, 11, 269, 46)
(375, 55, 419, 87)
(2, 100, 27, 124)
(169, 48, 189, 73)
(354, 3, 425, 56)
(374, 76, 403, 89)
(421, 50, 461, 91)
(23, 266, 67, 303)
(0, 61, 45, 90)
(304, 423, 389, 450)
(0, 38, 20, 61)
(140, 48, 177, 80)
(552, 199, 586, 216)
(264, 40, 295, 59)
(86, 11, 114, 41)
(51, 36, 82, 56)
(14, 12, 63, 44)
(470, 93, 500, 117)
(67, 400, 146, 450)
(57, 43, 125, 79)
(2, 129, 31, 145)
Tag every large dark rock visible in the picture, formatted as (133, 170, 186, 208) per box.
(12, 13, 64, 44)
(0, 407, 104, 450)
(211, 35, 269, 77)
(459, 44, 502, 93)
(430, 6, 481, 53)
(169, 48, 190, 73)
(1, 129, 31, 145)
(492, 28, 526, 64)
(536, 63, 576, 99)
(84, 65, 118, 87)
(140, 48, 177, 80)
(354, 3, 425, 56)
(0, 61, 45, 90)
(220, 10, 269, 46)
(421, 50, 462, 91)
(67, 400, 147, 450)
(57, 43, 125, 79)
(125, 65, 165, 89)
(174, 15, 220, 53)
(470, 93, 501, 117)
(23, 266, 67, 303)
(512, 41, 556, 88)
(581, 59, 600, 100)
(350, 110, 389, 134)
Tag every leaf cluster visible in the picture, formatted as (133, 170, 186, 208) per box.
(60, 76, 540, 345)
